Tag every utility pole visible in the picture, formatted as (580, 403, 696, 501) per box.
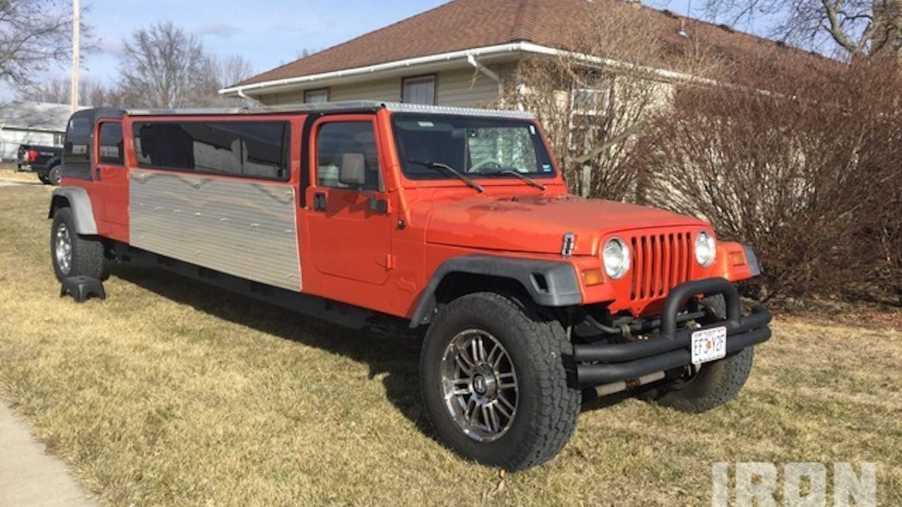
(70, 0, 80, 112)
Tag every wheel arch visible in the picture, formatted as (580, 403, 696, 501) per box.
(48, 187, 98, 235)
(409, 255, 582, 328)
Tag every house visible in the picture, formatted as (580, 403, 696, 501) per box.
(219, 0, 827, 108)
(0, 102, 73, 161)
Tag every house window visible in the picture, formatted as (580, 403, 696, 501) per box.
(402, 75, 436, 105)
(304, 88, 329, 104)
(52, 133, 64, 146)
(572, 87, 613, 116)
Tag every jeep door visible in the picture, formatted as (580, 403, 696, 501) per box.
(93, 120, 129, 241)
(304, 115, 393, 286)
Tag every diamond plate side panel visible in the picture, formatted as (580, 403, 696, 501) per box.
(129, 169, 302, 291)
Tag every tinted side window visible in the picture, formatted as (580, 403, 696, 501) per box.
(99, 123, 124, 165)
(316, 122, 381, 191)
(133, 121, 289, 180)
(64, 117, 92, 164)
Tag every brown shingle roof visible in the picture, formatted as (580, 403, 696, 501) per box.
(237, 0, 832, 88)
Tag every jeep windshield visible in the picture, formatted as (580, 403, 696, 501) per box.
(392, 114, 556, 181)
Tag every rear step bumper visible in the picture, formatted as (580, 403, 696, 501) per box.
(573, 278, 772, 387)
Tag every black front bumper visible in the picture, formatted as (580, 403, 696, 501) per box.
(573, 278, 772, 387)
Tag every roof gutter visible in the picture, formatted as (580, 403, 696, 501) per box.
(219, 42, 530, 97)
(220, 41, 718, 97)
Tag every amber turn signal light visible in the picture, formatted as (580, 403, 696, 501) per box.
(729, 251, 746, 267)
(582, 269, 605, 286)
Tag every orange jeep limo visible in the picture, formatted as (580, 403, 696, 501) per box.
(49, 102, 770, 470)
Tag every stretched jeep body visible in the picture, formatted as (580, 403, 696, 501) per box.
(48, 102, 771, 471)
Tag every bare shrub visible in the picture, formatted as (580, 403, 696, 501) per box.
(638, 53, 902, 301)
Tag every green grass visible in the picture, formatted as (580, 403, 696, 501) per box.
(0, 178, 900, 506)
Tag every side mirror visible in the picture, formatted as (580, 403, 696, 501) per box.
(339, 153, 366, 187)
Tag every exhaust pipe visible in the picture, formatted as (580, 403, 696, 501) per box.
(596, 371, 666, 397)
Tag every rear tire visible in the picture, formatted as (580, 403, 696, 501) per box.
(50, 207, 106, 282)
(419, 292, 580, 471)
(648, 347, 755, 413)
(48, 165, 63, 186)
(38, 174, 51, 185)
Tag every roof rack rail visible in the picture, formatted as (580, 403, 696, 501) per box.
(125, 101, 535, 120)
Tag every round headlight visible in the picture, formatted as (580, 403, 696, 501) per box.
(603, 238, 631, 280)
(695, 231, 717, 267)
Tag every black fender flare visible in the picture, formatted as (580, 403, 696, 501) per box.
(408, 255, 582, 328)
(48, 186, 98, 235)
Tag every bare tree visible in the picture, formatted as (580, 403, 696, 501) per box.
(15, 76, 107, 105)
(211, 54, 254, 90)
(0, 0, 76, 85)
(498, 2, 722, 200)
(16, 77, 70, 103)
(702, 0, 902, 59)
(119, 22, 216, 108)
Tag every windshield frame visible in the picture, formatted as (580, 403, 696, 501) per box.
(390, 113, 558, 182)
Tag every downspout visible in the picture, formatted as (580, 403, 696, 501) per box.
(237, 88, 261, 105)
(467, 54, 504, 101)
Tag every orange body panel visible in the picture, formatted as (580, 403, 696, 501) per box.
(68, 107, 758, 321)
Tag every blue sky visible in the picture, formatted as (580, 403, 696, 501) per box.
(74, 0, 448, 86)
(30, 0, 772, 91)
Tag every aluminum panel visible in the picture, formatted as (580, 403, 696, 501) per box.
(130, 169, 301, 291)
(126, 100, 536, 120)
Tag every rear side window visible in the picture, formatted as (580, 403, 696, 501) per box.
(316, 122, 381, 191)
(132, 121, 290, 180)
(64, 116, 92, 164)
(99, 123, 124, 165)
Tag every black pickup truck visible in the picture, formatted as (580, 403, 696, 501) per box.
(17, 144, 63, 185)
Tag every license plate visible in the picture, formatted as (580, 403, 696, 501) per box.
(691, 326, 727, 365)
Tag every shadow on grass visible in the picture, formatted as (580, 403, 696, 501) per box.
(113, 265, 628, 443)
(114, 265, 434, 435)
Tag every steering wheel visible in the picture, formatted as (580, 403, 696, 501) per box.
(469, 160, 503, 174)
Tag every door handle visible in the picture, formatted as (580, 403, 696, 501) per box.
(95, 166, 101, 180)
(313, 192, 327, 211)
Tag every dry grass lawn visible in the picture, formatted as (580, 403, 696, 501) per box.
(1, 178, 900, 506)
(0, 162, 46, 184)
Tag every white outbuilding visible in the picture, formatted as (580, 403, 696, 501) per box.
(0, 102, 74, 162)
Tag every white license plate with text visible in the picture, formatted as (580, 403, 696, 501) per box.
(691, 326, 727, 365)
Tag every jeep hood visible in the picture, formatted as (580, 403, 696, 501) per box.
(425, 194, 706, 256)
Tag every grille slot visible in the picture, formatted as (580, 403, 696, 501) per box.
(629, 232, 693, 301)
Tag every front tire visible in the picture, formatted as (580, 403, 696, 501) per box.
(38, 173, 52, 185)
(419, 292, 580, 471)
(51, 207, 106, 282)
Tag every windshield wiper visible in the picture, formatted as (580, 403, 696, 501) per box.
(407, 160, 485, 193)
(491, 170, 547, 191)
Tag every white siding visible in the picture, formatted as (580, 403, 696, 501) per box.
(436, 68, 501, 107)
(331, 77, 401, 102)
(257, 65, 510, 108)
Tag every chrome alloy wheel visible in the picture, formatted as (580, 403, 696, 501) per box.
(440, 329, 519, 442)
(55, 222, 72, 275)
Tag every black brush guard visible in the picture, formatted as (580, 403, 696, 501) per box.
(573, 278, 772, 387)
